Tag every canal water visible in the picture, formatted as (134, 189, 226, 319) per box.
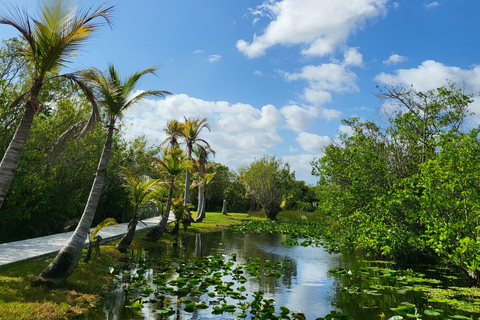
(75, 229, 470, 320)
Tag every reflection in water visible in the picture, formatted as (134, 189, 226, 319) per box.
(77, 230, 350, 320)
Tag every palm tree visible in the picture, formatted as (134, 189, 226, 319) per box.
(194, 172, 217, 222)
(143, 147, 192, 242)
(192, 145, 215, 222)
(33, 64, 171, 285)
(0, 0, 114, 209)
(182, 117, 211, 220)
(116, 167, 159, 253)
(161, 119, 184, 149)
(169, 198, 194, 235)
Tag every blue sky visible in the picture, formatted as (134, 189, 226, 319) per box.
(2, 0, 480, 184)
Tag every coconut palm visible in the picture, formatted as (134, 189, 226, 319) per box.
(33, 64, 171, 285)
(0, 0, 114, 209)
(83, 217, 117, 263)
(194, 172, 217, 222)
(143, 147, 192, 242)
(182, 117, 211, 220)
(169, 198, 194, 235)
(192, 145, 215, 222)
(116, 167, 159, 253)
(161, 119, 184, 149)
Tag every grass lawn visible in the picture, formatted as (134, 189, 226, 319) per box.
(0, 212, 261, 320)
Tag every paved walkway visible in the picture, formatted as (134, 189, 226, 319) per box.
(0, 216, 163, 268)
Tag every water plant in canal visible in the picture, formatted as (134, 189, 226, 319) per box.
(108, 252, 303, 319)
(329, 260, 480, 319)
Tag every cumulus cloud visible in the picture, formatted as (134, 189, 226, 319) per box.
(383, 53, 407, 65)
(208, 54, 222, 63)
(236, 0, 388, 58)
(285, 61, 359, 110)
(122, 93, 285, 170)
(344, 47, 364, 67)
(280, 105, 319, 132)
(296, 132, 332, 153)
(375, 60, 480, 92)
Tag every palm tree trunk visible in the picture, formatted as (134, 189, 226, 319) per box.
(184, 169, 192, 220)
(116, 212, 139, 253)
(32, 125, 114, 286)
(143, 182, 173, 242)
(195, 186, 204, 222)
(0, 81, 41, 209)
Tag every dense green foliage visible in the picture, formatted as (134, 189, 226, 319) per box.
(312, 84, 480, 279)
(240, 155, 295, 220)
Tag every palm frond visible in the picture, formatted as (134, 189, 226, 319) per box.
(90, 217, 117, 241)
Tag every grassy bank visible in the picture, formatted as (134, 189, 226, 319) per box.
(0, 212, 260, 320)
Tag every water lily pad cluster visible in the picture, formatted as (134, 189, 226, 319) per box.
(329, 262, 479, 319)
(110, 253, 311, 319)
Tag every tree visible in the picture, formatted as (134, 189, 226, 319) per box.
(170, 198, 193, 235)
(161, 119, 184, 149)
(116, 167, 158, 252)
(241, 155, 294, 220)
(143, 147, 192, 242)
(192, 145, 215, 222)
(0, 0, 114, 209)
(182, 117, 211, 220)
(33, 64, 170, 285)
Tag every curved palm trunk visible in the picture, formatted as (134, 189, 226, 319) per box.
(32, 125, 114, 286)
(194, 185, 205, 222)
(143, 182, 174, 242)
(116, 211, 140, 253)
(0, 81, 41, 209)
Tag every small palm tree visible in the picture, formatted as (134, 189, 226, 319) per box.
(182, 117, 211, 220)
(84, 217, 117, 263)
(170, 198, 194, 235)
(161, 119, 184, 149)
(143, 147, 192, 242)
(116, 167, 159, 253)
(0, 0, 114, 209)
(34, 64, 171, 285)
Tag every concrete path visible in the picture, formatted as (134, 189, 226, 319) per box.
(0, 216, 164, 268)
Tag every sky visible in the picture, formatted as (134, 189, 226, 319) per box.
(2, 0, 480, 184)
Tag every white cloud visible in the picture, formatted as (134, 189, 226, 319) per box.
(338, 124, 355, 136)
(193, 49, 204, 54)
(122, 93, 285, 171)
(253, 70, 263, 76)
(285, 62, 359, 108)
(237, 0, 388, 58)
(383, 53, 407, 65)
(375, 60, 480, 92)
(344, 47, 364, 67)
(208, 54, 222, 63)
(296, 132, 332, 153)
(426, 1, 440, 9)
(280, 105, 319, 132)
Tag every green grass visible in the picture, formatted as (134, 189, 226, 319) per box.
(0, 211, 260, 320)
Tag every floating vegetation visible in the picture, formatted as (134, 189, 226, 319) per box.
(329, 261, 480, 319)
(109, 253, 305, 319)
(228, 220, 340, 252)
